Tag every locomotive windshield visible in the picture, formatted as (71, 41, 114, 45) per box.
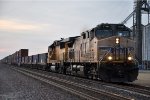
(117, 31, 130, 37)
(95, 30, 112, 39)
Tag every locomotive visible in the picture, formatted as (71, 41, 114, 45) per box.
(46, 23, 139, 82)
(1, 23, 139, 82)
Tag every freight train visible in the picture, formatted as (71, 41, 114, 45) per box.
(0, 23, 139, 82)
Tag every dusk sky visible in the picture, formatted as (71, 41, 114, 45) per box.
(0, 0, 134, 59)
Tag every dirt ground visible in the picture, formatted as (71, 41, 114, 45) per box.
(132, 70, 150, 87)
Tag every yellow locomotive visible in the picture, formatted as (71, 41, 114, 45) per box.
(47, 23, 139, 82)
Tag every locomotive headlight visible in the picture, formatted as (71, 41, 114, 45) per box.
(116, 38, 119, 44)
(108, 56, 113, 61)
(128, 56, 132, 61)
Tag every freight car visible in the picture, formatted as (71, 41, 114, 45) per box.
(18, 49, 29, 66)
(0, 23, 139, 82)
(20, 53, 48, 70)
(0, 49, 28, 66)
(37, 53, 48, 70)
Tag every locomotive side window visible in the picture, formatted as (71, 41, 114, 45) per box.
(60, 42, 65, 49)
(90, 30, 94, 40)
(95, 30, 112, 39)
(82, 33, 86, 39)
(87, 32, 89, 38)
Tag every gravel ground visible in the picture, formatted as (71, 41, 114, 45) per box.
(0, 64, 82, 100)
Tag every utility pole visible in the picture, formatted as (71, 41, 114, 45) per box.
(135, 0, 142, 65)
(134, 0, 150, 65)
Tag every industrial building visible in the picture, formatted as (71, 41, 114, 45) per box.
(142, 24, 150, 69)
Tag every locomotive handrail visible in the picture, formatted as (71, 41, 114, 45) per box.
(134, 54, 139, 66)
(99, 45, 117, 63)
(128, 50, 139, 65)
(99, 48, 112, 63)
(97, 49, 112, 72)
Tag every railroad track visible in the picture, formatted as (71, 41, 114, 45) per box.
(11, 66, 132, 100)
(80, 77, 150, 97)
(37, 67, 150, 97)
(107, 82, 150, 96)
(47, 69, 150, 97)
(69, 75, 150, 99)
(75, 76, 150, 97)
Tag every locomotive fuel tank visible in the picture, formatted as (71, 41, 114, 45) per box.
(50, 64, 56, 72)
